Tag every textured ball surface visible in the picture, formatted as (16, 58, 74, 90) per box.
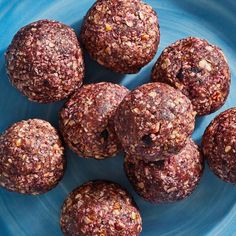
(0, 119, 65, 195)
(202, 108, 236, 184)
(60, 180, 142, 236)
(60, 82, 129, 159)
(124, 139, 203, 203)
(80, 0, 160, 74)
(114, 82, 196, 161)
(152, 37, 231, 115)
(6, 19, 84, 103)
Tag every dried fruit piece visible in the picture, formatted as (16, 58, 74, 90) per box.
(142, 134, 153, 146)
(176, 68, 184, 79)
(105, 24, 112, 31)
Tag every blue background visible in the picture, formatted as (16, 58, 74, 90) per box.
(0, 0, 236, 235)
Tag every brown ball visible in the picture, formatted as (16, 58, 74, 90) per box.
(5, 19, 84, 103)
(124, 139, 204, 203)
(202, 108, 236, 184)
(152, 37, 231, 116)
(59, 82, 129, 159)
(114, 82, 196, 161)
(80, 0, 160, 74)
(60, 180, 142, 236)
(0, 119, 65, 195)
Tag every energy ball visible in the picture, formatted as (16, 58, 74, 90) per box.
(80, 0, 160, 74)
(60, 180, 142, 236)
(0, 119, 65, 195)
(5, 19, 84, 103)
(202, 108, 236, 184)
(114, 82, 196, 161)
(124, 139, 203, 203)
(152, 37, 231, 116)
(60, 82, 129, 159)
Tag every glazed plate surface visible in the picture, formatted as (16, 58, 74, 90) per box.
(0, 0, 236, 235)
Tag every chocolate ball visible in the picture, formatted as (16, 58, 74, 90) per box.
(114, 82, 196, 161)
(124, 139, 203, 203)
(60, 180, 142, 236)
(202, 108, 236, 184)
(0, 119, 65, 195)
(60, 82, 129, 159)
(6, 19, 84, 103)
(152, 37, 231, 115)
(80, 0, 160, 74)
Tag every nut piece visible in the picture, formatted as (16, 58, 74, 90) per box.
(225, 146, 232, 153)
(60, 180, 142, 236)
(199, 59, 212, 71)
(80, 0, 160, 74)
(0, 119, 65, 195)
(5, 19, 85, 103)
(202, 108, 236, 184)
(114, 82, 196, 161)
(60, 82, 129, 159)
(152, 37, 231, 115)
(124, 139, 204, 203)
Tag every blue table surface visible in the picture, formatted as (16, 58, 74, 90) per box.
(0, 0, 236, 235)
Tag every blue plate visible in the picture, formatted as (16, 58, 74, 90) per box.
(0, 0, 236, 235)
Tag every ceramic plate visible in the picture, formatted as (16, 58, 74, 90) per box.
(0, 0, 236, 235)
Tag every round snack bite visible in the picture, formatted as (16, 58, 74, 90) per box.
(202, 108, 236, 184)
(0, 119, 65, 195)
(152, 37, 231, 116)
(5, 19, 84, 103)
(60, 82, 129, 159)
(114, 82, 196, 161)
(80, 0, 160, 74)
(124, 139, 203, 203)
(60, 180, 142, 236)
